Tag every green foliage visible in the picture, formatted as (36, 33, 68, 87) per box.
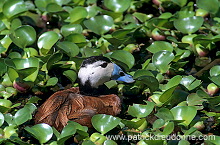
(0, 0, 220, 144)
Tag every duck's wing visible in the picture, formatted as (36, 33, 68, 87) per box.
(35, 88, 121, 131)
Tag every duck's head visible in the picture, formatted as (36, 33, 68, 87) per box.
(78, 56, 135, 95)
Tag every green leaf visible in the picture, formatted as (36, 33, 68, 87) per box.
(37, 31, 59, 55)
(63, 70, 77, 83)
(152, 50, 175, 73)
(136, 76, 159, 93)
(61, 24, 83, 37)
(171, 0, 187, 7)
(210, 65, 220, 77)
(25, 123, 53, 144)
(66, 6, 88, 23)
(84, 15, 114, 35)
(91, 114, 121, 134)
(14, 106, 33, 125)
(35, 0, 54, 11)
(46, 3, 63, 12)
(57, 41, 79, 57)
(147, 41, 173, 53)
(10, 25, 36, 48)
(46, 77, 58, 86)
(0, 112, 4, 127)
(110, 50, 135, 70)
(153, 118, 165, 129)
(171, 106, 197, 126)
(159, 86, 177, 103)
(197, 0, 219, 14)
(180, 75, 202, 91)
(165, 75, 182, 89)
(187, 93, 205, 110)
(155, 108, 174, 121)
(174, 16, 204, 34)
(57, 122, 77, 145)
(3, 0, 27, 18)
(128, 102, 155, 118)
(104, 0, 131, 13)
(209, 75, 220, 87)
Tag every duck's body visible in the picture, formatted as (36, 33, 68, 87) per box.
(35, 56, 134, 131)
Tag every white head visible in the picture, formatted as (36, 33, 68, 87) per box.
(78, 56, 134, 94)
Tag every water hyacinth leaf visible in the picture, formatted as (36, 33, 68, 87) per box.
(10, 25, 36, 48)
(84, 15, 114, 35)
(133, 69, 154, 79)
(63, 70, 77, 83)
(159, 86, 177, 103)
(25, 123, 53, 144)
(180, 76, 202, 91)
(14, 106, 32, 125)
(46, 77, 58, 86)
(210, 65, 220, 77)
(91, 114, 121, 134)
(136, 76, 159, 93)
(155, 108, 174, 121)
(128, 102, 155, 118)
(187, 93, 205, 110)
(171, 106, 197, 126)
(61, 24, 83, 37)
(209, 75, 220, 87)
(65, 33, 87, 44)
(165, 75, 182, 89)
(57, 122, 77, 145)
(37, 31, 59, 55)
(3, 0, 27, 18)
(110, 50, 135, 70)
(147, 41, 173, 53)
(174, 16, 204, 34)
(46, 3, 63, 12)
(35, 0, 54, 11)
(171, 0, 187, 7)
(176, 11, 195, 19)
(152, 50, 175, 73)
(66, 6, 88, 23)
(0, 20, 6, 31)
(103, 140, 117, 145)
(196, 0, 219, 14)
(0, 112, 4, 127)
(133, 12, 151, 23)
(12, 58, 39, 82)
(46, 53, 63, 70)
(153, 118, 165, 129)
(57, 41, 79, 57)
(104, 0, 131, 13)
(121, 118, 147, 130)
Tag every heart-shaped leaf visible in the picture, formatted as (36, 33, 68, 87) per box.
(66, 6, 88, 23)
(61, 24, 83, 37)
(35, 0, 54, 11)
(110, 50, 135, 70)
(155, 108, 174, 121)
(25, 123, 53, 144)
(91, 114, 121, 134)
(57, 41, 79, 57)
(10, 25, 36, 48)
(180, 75, 202, 91)
(171, 0, 187, 7)
(84, 15, 114, 35)
(37, 31, 59, 55)
(104, 0, 131, 12)
(46, 77, 58, 86)
(174, 16, 204, 34)
(147, 41, 173, 53)
(128, 102, 155, 118)
(171, 106, 197, 126)
(197, 0, 219, 14)
(152, 50, 175, 73)
(210, 65, 220, 77)
(46, 3, 63, 12)
(3, 0, 27, 18)
(0, 112, 4, 127)
(63, 70, 77, 83)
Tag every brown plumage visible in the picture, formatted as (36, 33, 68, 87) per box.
(34, 56, 134, 131)
(35, 87, 121, 131)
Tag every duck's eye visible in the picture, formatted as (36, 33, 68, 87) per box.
(100, 62, 108, 68)
(119, 71, 125, 76)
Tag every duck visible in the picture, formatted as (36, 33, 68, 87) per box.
(34, 56, 134, 131)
